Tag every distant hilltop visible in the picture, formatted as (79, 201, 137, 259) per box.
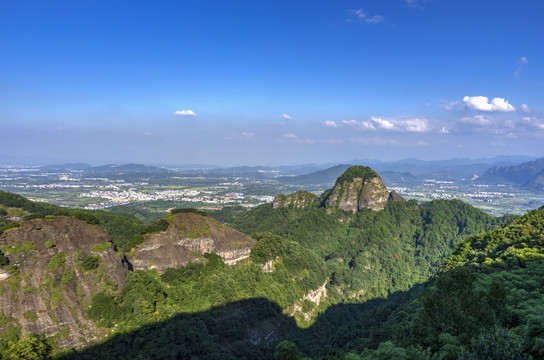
(479, 157, 544, 193)
(274, 165, 405, 212)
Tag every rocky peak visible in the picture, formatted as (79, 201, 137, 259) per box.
(130, 213, 256, 274)
(323, 166, 403, 212)
(388, 190, 405, 202)
(272, 191, 318, 209)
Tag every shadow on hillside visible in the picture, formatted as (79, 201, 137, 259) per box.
(60, 285, 422, 360)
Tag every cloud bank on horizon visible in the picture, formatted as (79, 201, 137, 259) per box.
(0, 0, 542, 166)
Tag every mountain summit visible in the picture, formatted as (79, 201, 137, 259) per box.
(323, 166, 404, 212)
(273, 166, 405, 212)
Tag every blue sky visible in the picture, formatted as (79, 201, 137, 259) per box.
(1, 0, 543, 166)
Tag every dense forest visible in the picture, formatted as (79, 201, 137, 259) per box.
(1, 165, 541, 360)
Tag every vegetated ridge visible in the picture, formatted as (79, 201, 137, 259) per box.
(479, 157, 544, 191)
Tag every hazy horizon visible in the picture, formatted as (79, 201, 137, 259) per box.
(2, 1, 543, 166)
(0, 154, 539, 169)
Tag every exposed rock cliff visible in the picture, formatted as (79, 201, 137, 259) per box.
(0, 216, 129, 349)
(272, 191, 318, 209)
(323, 166, 404, 212)
(131, 213, 256, 274)
(388, 190, 405, 202)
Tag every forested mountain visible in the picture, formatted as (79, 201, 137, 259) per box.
(479, 157, 544, 189)
(336, 205, 544, 359)
(0, 166, 524, 359)
(365, 156, 536, 180)
(523, 168, 544, 193)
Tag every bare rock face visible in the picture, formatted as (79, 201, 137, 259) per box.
(325, 178, 364, 212)
(324, 166, 402, 212)
(272, 191, 318, 209)
(130, 213, 256, 274)
(358, 176, 390, 211)
(0, 216, 129, 349)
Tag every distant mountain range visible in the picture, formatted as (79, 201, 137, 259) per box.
(279, 164, 418, 189)
(478, 157, 544, 192)
(39, 155, 542, 186)
(353, 155, 537, 179)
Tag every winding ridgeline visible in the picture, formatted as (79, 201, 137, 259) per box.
(1, 166, 535, 359)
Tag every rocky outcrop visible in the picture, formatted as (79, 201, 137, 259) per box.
(130, 213, 256, 274)
(388, 190, 405, 202)
(358, 176, 390, 211)
(0, 216, 129, 349)
(291, 280, 328, 321)
(304, 281, 328, 306)
(272, 191, 318, 209)
(260, 259, 275, 272)
(325, 177, 364, 212)
(323, 166, 401, 212)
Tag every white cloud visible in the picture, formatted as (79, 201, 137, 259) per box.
(241, 132, 255, 138)
(143, 132, 152, 136)
(440, 126, 450, 134)
(519, 104, 531, 114)
(515, 57, 528, 77)
(416, 140, 428, 146)
(454, 115, 520, 136)
(321, 120, 338, 128)
(403, 0, 431, 8)
(174, 109, 196, 117)
(349, 9, 384, 24)
(462, 96, 515, 112)
(439, 99, 461, 111)
(342, 120, 376, 131)
(459, 115, 494, 126)
(521, 117, 544, 130)
(282, 133, 297, 139)
(372, 116, 430, 132)
(403, 118, 430, 132)
(350, 137, 399, 146)
(371, 117, 396, 130)
(281, 113, 292, 120)
(342, 117, 429, 133)
(366, 15, 384, 24)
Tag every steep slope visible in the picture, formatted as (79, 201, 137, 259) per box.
(0, 216, 129, 349)
(522, 168, 544, 193)
(130, 212, 256, 274)
(272, 191, 318, 209)
(352, 208, 544, 360)
(323, 166, 404, 212)
(479, 157, 544, 185)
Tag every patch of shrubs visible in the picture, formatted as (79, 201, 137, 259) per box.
(171, 208, 207, 217)
(81, 255, 101, 271)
